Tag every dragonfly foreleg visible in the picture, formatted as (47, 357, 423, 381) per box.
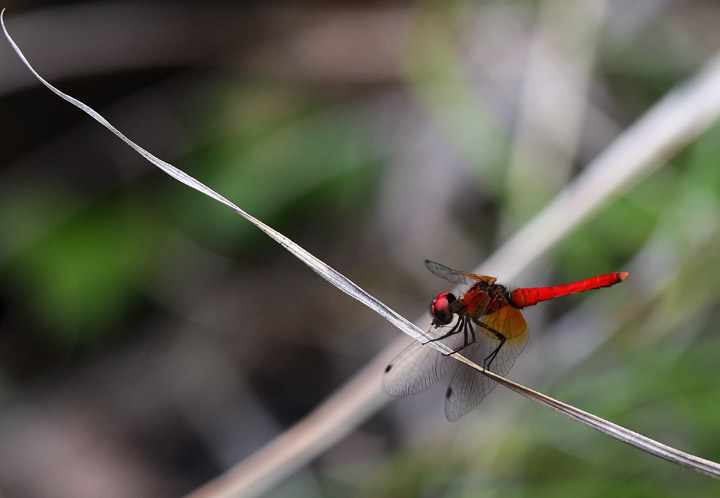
(423, 318, 463, 345)
(440, 318, 476, 356)
(424, 318, 476, 356)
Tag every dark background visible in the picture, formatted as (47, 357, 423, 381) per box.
(3, 1, 720, 496)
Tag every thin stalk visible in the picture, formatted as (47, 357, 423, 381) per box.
(4, 9, 720, 497)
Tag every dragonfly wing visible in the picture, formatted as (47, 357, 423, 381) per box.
(444, 330, 498, 422)
(425, 260, 496, 286)
(383, 341, 454, 397)
(444, 303, 529, 422)
(383, 320, 469, 398)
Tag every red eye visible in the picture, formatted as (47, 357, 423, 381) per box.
(430, 292, 451, 313)
(430, 292, 456, 325)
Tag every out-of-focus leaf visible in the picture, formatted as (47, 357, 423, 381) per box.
(6, 196, 162, 345)
(174, 87, 382, 252)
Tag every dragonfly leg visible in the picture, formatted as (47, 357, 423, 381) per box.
(483, 338, 506, 370)
(424, 318, 476, 356)
(440, 319, 476, 356)
(423, 318, 463, 345)
(472, 317, 506, 370)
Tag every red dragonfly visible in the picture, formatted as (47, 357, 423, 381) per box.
(383, 260, 628, 421)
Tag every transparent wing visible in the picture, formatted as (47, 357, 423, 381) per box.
(383, 320, 467, 398)
(444, 302, 529, 422)
(383, 341, 453, 397)
(425, 260, 496, 286)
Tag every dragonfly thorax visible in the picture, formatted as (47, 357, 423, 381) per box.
(429, 292, 457, 325)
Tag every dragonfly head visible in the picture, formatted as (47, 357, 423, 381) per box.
(430, 292, 456, 325)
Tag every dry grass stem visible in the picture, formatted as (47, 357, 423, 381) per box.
(4, 9, 720, 498)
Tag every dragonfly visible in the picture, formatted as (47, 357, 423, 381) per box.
(383, 260, 628, 421)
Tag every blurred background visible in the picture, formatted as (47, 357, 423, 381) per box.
(2, 1, 720, 496)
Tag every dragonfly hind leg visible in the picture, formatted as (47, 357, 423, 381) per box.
(482, 337, 506, 370)
(473, 317, 506, 371)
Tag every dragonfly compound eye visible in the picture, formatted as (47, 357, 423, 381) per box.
(430, 292, 456, 325)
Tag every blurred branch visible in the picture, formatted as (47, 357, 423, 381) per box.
(5, 8, 720, 498)
(189, 24, 720, 498)
(0, 4, 408, 95)
(505, 0, 606, 217)
(478, 50, 720, 277)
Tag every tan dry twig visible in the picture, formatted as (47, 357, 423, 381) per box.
(4, 9, 720, 498)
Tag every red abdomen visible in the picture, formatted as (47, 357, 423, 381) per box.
(509, 272, 628, 308)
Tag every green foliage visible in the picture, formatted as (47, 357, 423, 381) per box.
(6, 194, 162, 345)
(174, 82, 382, 254)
